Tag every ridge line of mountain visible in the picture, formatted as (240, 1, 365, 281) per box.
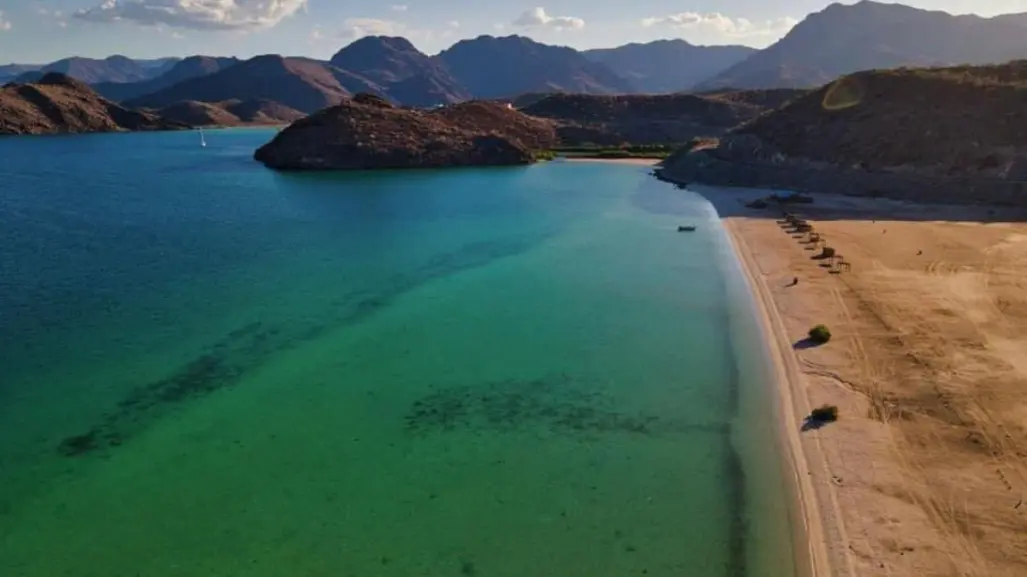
(4, 1, 1026, 108)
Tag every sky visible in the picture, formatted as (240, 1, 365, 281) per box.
(0, 0, 1025, 64)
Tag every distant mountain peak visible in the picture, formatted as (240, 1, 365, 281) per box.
(695, 1, 1027, 90)
(330, 35, 426, 67)
(583, 40, 755, 92)
(340, 35, 418, 52)
(248, 54, 288, 65)
(437, 34, 634, 98)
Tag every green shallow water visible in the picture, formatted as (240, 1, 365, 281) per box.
(0, 128, 797, 577)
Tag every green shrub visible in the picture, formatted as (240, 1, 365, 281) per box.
(810, 404, 839, 422)
(596, 150, 632, 158)
(808, 324, 832, 344)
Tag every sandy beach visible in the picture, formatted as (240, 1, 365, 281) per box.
(694, 184, 1027, 577)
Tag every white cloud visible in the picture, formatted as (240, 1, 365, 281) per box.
(513, 7, 584, 31)
(448, 20, 460, 28)
(641, 12, 797, 39)
(330, 17, 442, 43)
(74, 0, 307, 31)
(390, 4, 407, 11)
(343, 17, 404, 38)
(0, 11, 11, 30)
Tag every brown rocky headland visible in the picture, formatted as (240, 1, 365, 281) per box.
(254, 93, 558, 170)
(0, 73, 187, 135)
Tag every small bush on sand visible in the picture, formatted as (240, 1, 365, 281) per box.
(808, 324, 832, 344)
(810, 404, 839, 423)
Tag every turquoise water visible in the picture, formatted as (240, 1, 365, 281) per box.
(0, 128, 797, 577)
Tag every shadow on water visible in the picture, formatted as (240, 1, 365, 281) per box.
(55, 235, 551, 457)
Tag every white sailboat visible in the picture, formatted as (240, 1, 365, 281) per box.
(199, 127, 207, 147)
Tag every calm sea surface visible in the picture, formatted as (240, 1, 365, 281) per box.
(0, 128, 797, 577)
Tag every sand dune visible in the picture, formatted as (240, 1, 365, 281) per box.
(708, 187, 1027, 577)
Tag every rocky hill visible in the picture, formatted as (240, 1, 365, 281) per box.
(697, 1, 1027, 90)
(0, 73, 185, 135)
(432, 101, 557, 150)
(154, 99, 304, 127)
(698, 88, 809, 109)
(660, 61, 1027, 204)
(735, 62, 1027, 172)
(126, 55, 382, 114)
(520, 91, 798, 145)
(583, 40, 756, 93)
(437, 35, 634, 98)
(254, 94, 557, 170)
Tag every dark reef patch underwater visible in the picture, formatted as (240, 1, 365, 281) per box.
(405, 374, 729, 438)
(57, 236, 543, 457)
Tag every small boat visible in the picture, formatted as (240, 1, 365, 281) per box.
(677, 225, 697, 232)
(199, 127, 207, 147)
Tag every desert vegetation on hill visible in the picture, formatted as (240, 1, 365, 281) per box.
(521, 92, 787, 146)
(735, 61, 1027, 176)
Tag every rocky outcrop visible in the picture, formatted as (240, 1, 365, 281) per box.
(155, 99, 305, 126)
(658, 62, 1027, 205)
(0, 73, 186, 135)
(254, 93, 557, 170)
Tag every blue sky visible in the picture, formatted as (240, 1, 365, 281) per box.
(0, 0, 1024, 64)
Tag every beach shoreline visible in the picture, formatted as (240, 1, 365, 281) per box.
(560, 157, 661, 166)
(656, 169, 1027, 577)
(722, 216, 840, 577)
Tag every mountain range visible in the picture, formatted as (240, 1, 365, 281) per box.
(4, 2, 1027, 111)
(697, 1, 1027, 89)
